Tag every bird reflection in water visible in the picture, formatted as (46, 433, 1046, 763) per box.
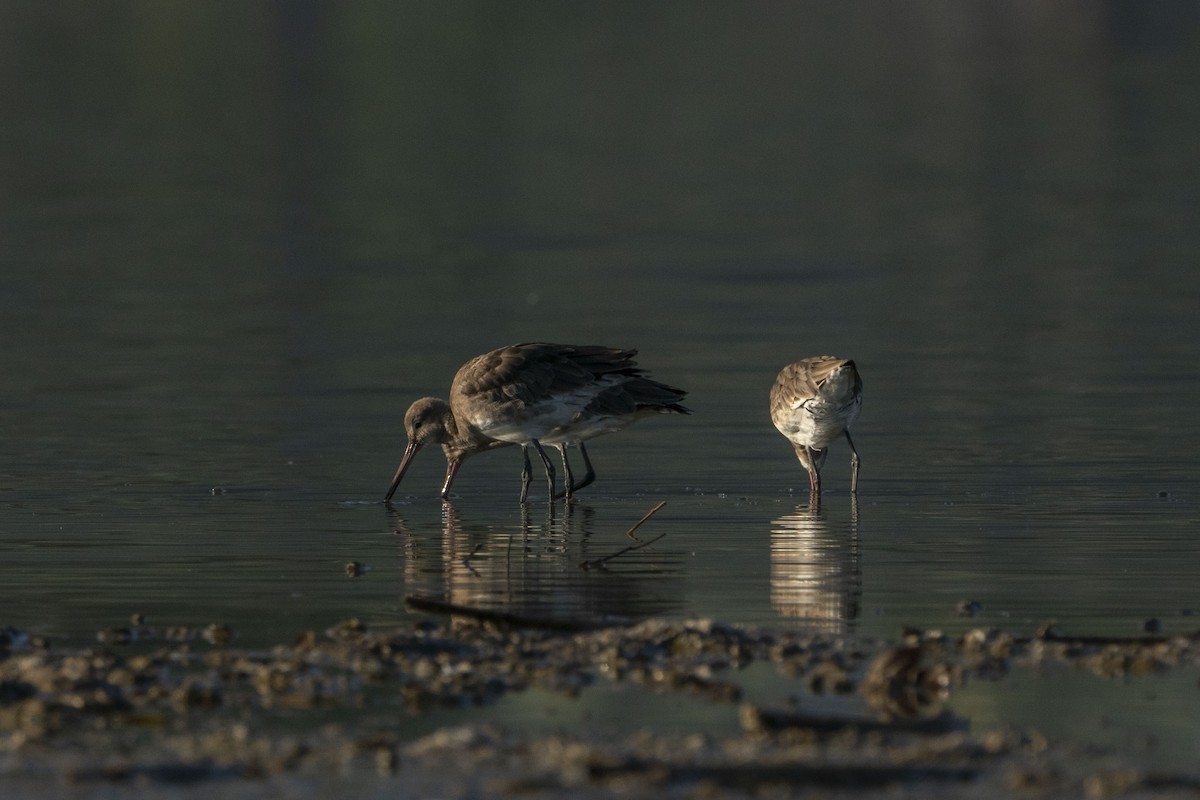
(769, 496, 861, 633)
(388, 502, 683, 628)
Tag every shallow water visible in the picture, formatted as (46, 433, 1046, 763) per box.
(3, 0, 1200, 773)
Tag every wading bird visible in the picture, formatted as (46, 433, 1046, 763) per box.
(770, 356, 862, 495)
(384, 342, 690, 503)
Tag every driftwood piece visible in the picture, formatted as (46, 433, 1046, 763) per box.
(403, 595, 631, 632)
(585, 758, 978, 788)
(741, 704, 967, 737)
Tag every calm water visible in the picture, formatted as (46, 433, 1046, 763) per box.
(3, 0, 1200, 771)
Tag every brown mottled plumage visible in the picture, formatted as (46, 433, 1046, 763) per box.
(385, 343, 690, 503)
(770, 357, 862, 494)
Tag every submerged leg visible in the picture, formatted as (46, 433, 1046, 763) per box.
(844, 430, 860, 494)
(439, 459, 463, 501)
(795, 444, 822, 495)
(519, 446, 533, 504)
(553, 443, 598, 500)
(572, 443, 596, 492)
(531, 439, 556, 501)
(555, 445, 575, 499)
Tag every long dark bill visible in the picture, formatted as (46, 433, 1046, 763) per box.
(384, 441, 422, 502)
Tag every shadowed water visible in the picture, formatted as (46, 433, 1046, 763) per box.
(3, 0, 1200, 773)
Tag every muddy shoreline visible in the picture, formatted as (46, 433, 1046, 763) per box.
(3, 614, 1199, 798)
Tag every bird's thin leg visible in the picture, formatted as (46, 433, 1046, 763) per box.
(531, 439, 556, 501)
(439, 460, 463, 501)
(519, 446, 533, 504)
(572, 443, 596, 492)
(807, 447, 822, 495)
(553, 445, 575, 500)
(793, 443, 820, 498)
(553, 442, 598, 500)
(844, 430, 860, 494)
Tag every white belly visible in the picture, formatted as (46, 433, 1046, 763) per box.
(469, 379, 631, 445)
(773, 396, 860, 450)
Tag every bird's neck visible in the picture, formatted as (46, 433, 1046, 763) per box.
(440, 410, 498, 461)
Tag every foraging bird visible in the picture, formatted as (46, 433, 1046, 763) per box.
(770, 357, 862, 494)
(384, 342, 690, 503)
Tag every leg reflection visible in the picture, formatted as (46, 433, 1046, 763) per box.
(769, 501, 862, 633)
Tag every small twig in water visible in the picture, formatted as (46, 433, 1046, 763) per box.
(579, 502, 669, 570)
(624, 501, 667, 541)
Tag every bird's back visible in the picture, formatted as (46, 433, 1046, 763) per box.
(770, 357, 861, 449)
(452, 343, 689, 443)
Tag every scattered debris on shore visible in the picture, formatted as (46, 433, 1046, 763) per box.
(2, 613, 1199, 798)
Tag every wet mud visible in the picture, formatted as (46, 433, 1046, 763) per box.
(2, 615, 1199, 798)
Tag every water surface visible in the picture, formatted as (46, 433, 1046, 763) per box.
(3, 0, 1200, 772)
